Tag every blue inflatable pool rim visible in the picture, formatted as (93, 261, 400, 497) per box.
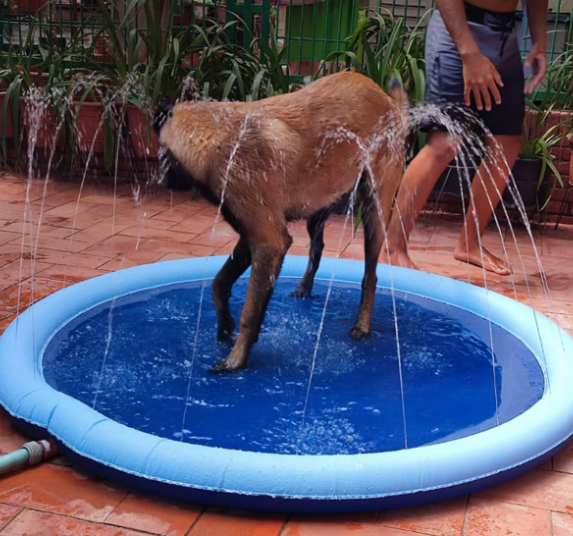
(1, 255, 573, 513)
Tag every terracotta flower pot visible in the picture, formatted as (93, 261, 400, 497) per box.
(127, 105, 158, 159)
(216, 5, 226, 23)
(9, 0, 47, 15)
(73, 100, 108, 154)
(19, 97, 61, 150)
(0, 92, 14, 140)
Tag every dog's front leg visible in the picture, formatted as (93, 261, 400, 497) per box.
(291, 208, 329, 299)
(210, 231, 292, 373)
(212, 235, 251, 341)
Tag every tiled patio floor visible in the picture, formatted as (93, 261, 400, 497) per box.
(1, 173, 573, 536)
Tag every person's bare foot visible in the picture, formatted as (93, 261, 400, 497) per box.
(453, 245, 512, 276)
(382, 247, 419, 271)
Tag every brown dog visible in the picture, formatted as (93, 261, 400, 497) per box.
(154, 71, 408, 373)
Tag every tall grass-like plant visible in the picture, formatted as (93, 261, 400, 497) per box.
(317, 10, 428, 228)
(519, 102, 571, 209)
(248, 27, 291, 101)
(517, 52, 573, 210)
(95, 0, 281, 104)
(530, 47, 572, 111)
(319, 9, 427, 103)
(2, 26, 94, 162)
(184, 18, 261, 101)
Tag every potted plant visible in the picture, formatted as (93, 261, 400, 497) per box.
(5, 61, 62, 152)
(4, 25, 102, 161)
(503, 104, 571, 211)
(0, 69, 16, 159)
(97, 0, 198, 159)
(68, 72, 115, 162)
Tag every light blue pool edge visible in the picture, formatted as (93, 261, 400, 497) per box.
(0, 255, 572, 504)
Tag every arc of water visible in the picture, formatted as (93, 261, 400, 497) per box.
(178, 110, 255, 442)
(17, 88, 68, 381)
(296, 110, 410, 452)
(407, 103, 557, 404)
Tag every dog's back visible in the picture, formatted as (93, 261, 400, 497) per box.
(158, 71, 406, 222)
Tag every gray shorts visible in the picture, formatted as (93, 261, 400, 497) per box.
(423, 4, 525, 136)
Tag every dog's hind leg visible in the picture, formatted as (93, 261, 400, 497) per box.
(350, 160, 403, 340)
(290, 208, 330, 299)
(349, 172, 386, 341)
(212, 235, 251, 342)
(210, 225, 293, 373)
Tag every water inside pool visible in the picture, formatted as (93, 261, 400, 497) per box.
(43, 278, 544, 455)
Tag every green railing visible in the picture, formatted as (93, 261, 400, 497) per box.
(0, 0, 571, 106)
(1, 1, 571, 77)
(270, 0, 572, 81)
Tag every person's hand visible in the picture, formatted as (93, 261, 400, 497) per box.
(461, 51, 504, 111)
(524, 43, 547, 94)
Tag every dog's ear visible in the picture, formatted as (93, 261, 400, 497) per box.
(153, 101, 174, 134)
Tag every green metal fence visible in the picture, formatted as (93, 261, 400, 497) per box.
(270, 0, 573, 80)
(0, 0, 571, 93)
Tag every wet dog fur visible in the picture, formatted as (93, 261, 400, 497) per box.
(154, 71, 408, 373)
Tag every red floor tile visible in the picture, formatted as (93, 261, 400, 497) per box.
(0, 431, 29, 457)
(41, 200, 100, 219)
(0, 277, 69, 318)
(0, 314, 17, 333)
(1, 258, 54, 280)
(188, 508, 285, 536)
(475, 469, 573, 515)
(118, 226, 192, 244)
(287, 510, 378, 526)
(105, 491, 202, 536)
(0, 221, 73, 239)
(82, 235, 146, 257)
(71, 221, 132, 246)
(463, 497, 551, 536)
(3, 246, 111, 270)
(378, 496, 467, 536)
(158, 253, 194, 262)
(553, 439, 573, 475)
(0, 503, 21, 531)
(58, 207, 129, 230)
(287, 245, 312, 257)
(0, 509, 150, 536)
(169, 215, 225, 236)
(552, 511, 573, 536)
(282, 520, 430, 535)
(191, 228, 237, 248)
(35, 264, 109, 283)
(149, 205, 210, 224)
(0, 231, 20, 247)
(0, 464, 128, 522)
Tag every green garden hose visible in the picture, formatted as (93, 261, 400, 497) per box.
(0, 440, 59, 476)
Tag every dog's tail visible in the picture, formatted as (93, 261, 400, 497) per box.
(153, 101, 175, 135)
(388, 74, 411, 146)
(388, 74, 409, 110)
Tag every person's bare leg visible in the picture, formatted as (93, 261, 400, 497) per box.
(454, 134, 520, 275)
(384, 131, 458, 269)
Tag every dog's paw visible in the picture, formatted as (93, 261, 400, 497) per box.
(208, 358, 245, 375)
(217, 316, 235, 342)
(290, 286, 312, 299)
(349, 325, 371, 341)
